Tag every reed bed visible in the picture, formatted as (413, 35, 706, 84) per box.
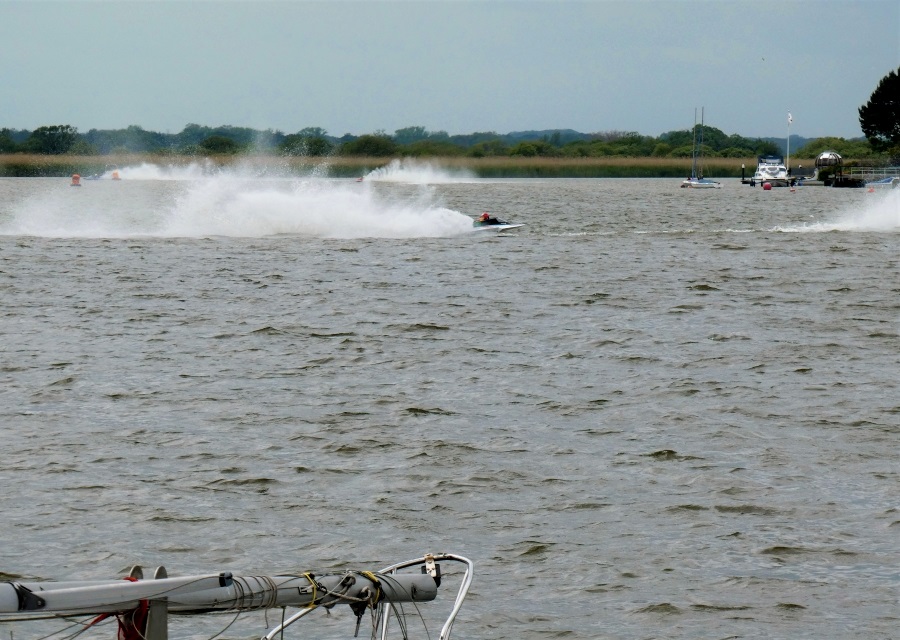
(0, 153, 816, 179)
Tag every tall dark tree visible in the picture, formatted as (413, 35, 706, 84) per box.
(393, 126, 428, 145)
(858, 66, 900, 152)
(0, 128, 18, 152)
(26, 125, 79, 154)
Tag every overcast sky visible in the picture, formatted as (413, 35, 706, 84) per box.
(2, 0, 898, 139)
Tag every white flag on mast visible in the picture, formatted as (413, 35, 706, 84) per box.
(788, 112, 793, 124)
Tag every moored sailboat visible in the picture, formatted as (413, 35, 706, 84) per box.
(681, 108, 722, 189)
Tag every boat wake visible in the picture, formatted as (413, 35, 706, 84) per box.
(775, 189, 900, 232)
(167, 175, 474, 239)
(100, 160, 219, 180)
(1, 165, 477, 239)
(361, 159, 477, 184)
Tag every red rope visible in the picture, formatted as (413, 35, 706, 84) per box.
(86, 576, 149, 640)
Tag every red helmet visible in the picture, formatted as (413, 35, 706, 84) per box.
(480, 212, 489, 220)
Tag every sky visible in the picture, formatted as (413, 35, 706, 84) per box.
(2, 0, 899, 140)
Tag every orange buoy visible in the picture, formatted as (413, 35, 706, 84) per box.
(70, 174, 81, 187)
(111, 169, 120, 180)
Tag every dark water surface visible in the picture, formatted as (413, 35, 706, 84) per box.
(1, 172, 898, 639)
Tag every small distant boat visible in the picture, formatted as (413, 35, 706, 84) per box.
(681, 176, 722, 189)
(0, 553, 473, 640)
(473, 212, 524, 231)
(681, 108, 721, 189)
(866, 176, 900, 189)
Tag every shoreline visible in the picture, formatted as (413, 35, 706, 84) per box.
(0, 154, 818, 179)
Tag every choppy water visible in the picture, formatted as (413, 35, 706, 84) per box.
(1, 164, 898, 640)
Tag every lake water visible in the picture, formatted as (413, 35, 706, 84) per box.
(1, 162, 898, 640)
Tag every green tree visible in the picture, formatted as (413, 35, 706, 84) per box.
(84, 125, 171, 154)
(26, 125, 79, 154)
(450, 131, 503, 147)
(858, 66, 900, 153)
(393, 126, 429, 145)
(651, 142, 672, 157)
(467, 139, 508, 157)
(696, 125, 727, 151)
(402, 139, 465, 157)
(279, 133, 333, 156)
(297, 127, 328, 138)
(509, 140, 560, 157)
(178, 123, 213, 147)
(796, 137, 873, 158)
(0, 128, 18, 152)
(68, 139, 97, 155)
(340, 134, 398, 156)
(199, 135, 240, 154)
(720, 147, 751, 158)
(669, 144, 695, 158)
(560, 141, 591, 157)
(304, 136, 333, 156)
(750, 140, 782, 157)
(659, 129, 694, 149)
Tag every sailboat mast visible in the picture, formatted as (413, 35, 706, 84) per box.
(787, 111, 792, 178)
(699, 107, 705, 179)
(691, 108, 698, 179)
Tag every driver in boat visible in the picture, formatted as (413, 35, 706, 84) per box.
(477, 212, 502, 225)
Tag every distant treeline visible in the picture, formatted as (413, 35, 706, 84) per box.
(0, 123, 878, 161)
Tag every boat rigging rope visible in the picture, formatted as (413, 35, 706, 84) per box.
(200, 609, 244, 640)
(230, 575, 279, 611)
(301, 573, 317, 609)
(29, 615, 113, 640)
(358, 571, 382, 606)
(373, 573, 430, 640)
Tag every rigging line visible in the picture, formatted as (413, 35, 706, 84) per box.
(261, 605, 288, 637)
(385, 601, 424, 640)
(232, 574, 277, 611)
(313, 574, 355, 603)
(200, 609, 243, 640)
(37, 623, 89, 640)
(373, 574, 429, 640)
(256, 575, 279, 610)
(125, 607, 149, 640)
(27, 615, 110, 640)
(51, 613, 119, 640)
(56, 624, 95, 640)
(352, 580, 383, 640)
(302, 573, 318, 608)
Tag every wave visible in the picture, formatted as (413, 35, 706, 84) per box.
(361, 159, 477, 184)
(1, 165, 477, 239)
(100, 161, 219, 181)
(775, 188, 900, 232)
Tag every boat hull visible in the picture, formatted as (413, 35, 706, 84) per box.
(681, 179, 721, 189)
